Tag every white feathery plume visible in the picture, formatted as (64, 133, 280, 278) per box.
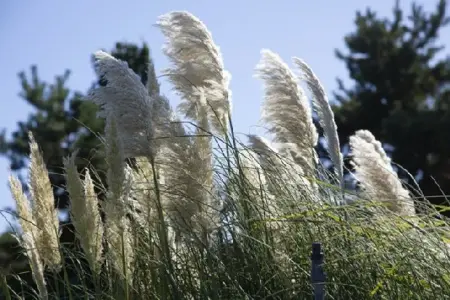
(245, 137, 299, 260)
(238, 148, 268, 196)
(129, 156, 158, 230)
(189, 93, 218, 243)
(247, 136, 301, 212)
(237, 148, 277, 220)
(247, 135, 282, 193)
(157, 11, 227, 238)
(103, 165, 135, 284)
(28, 132, 61, 271)
(22, 232, 48, 300)
(9, 175, 36, 241)
(87, 50, 156, 159)
(157, 11, 231, 136)
(349, 130, 415, 216)
(293, 58, 344, 187)
(159, 144, 198, 240)
(64, 153, 104, 274)
(247, 135, 279, 159)
(159, 109, 218, 243)
(255, 49, 318, 179)
(101, 117, 135, 281)
(158, 136, 196, 234)
(104, 118, 126, 206)
(247, 135, 317, 210)
(9, 176, 48, 299)
(82, 169, 104, 273)
(151, 94, 175, 141)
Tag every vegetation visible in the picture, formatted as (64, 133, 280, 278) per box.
(0, 42, 156, 291)
(331, 0, 450, 204)
(0, 1, 450, 299)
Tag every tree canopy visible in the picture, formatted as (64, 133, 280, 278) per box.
(330, 0, 450, 207)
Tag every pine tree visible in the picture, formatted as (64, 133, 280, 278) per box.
(331, 0, 450, 207)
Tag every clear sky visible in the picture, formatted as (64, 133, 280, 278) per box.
(0, 0, 449, 232)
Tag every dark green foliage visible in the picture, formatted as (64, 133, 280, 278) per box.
(328, 0, 450, 206)
(0, 66, 91, 209)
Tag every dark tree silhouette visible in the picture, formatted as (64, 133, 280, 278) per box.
(326, 0, 450, 208)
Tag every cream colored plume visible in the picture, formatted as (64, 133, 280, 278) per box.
(247, 135, 281, 193)
(28, 132, 61, 270)
(237, 148, 278, 219)
(255, 49, 318, 179)
(22, 232, 48, 299)
(103, 164, 135, 283)
(102, 119, 135, 282)
(64, 153, 104, 274)
(158, 116, 218, 244)
(157, 11, 231, 136)
(128, 156, 160, 231)
(8, 133, 61, 296)
(9, 176, 36, 241)
(293, 58, 343, 187)
(349, 130, 415, 216)
(87, 50, 155, 159)
(9, 176, 48, 299)
(238, 148, 268, 196)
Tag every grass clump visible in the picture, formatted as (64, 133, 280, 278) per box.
(4, 10, 450, 300)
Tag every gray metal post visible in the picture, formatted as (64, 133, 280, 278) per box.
(311, 242, 325, 300)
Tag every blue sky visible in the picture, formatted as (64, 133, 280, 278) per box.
(0, 0, 449, 232)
